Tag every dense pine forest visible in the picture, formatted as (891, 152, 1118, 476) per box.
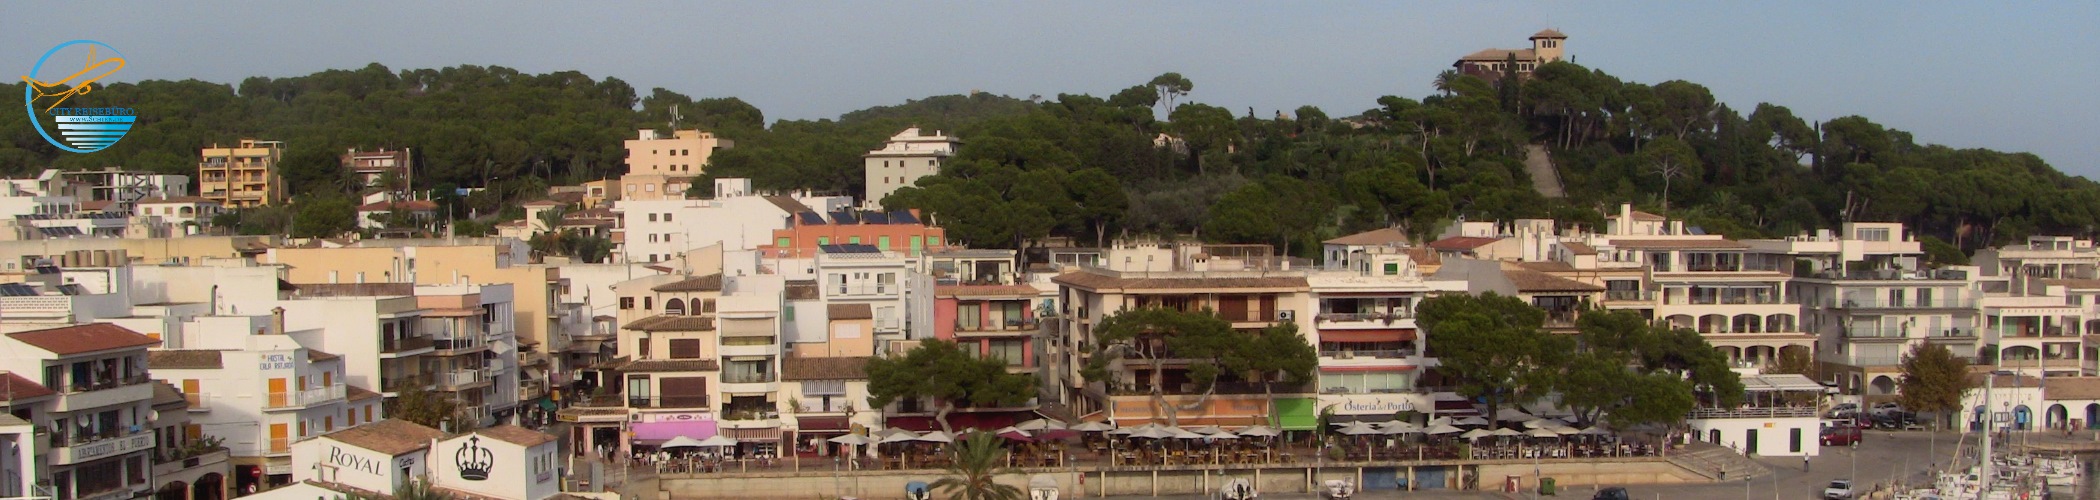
(3, 61, 2091, 258)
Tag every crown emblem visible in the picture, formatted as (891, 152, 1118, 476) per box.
(456, 436, 493, 481)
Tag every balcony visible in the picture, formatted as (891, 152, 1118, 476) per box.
(381, 336, 435, 355)
(153, 449, 229, 487)
(625, 396, 709, 409)
(50, 429, 153, 465)
(266, 384, 346, 410)
(1686, 406, 1818, 420)
(1604, 290, 1655, 302)
(381, 374, 432, 393)
(954, 318, 1039, 336)
(718, 343, 779, 357)
(436, 369, 491, 390)
(431, 338, 487, 355)
(720, 373, 779, 394)
(56, 375, 153, 412)
(1829, 298, 1974, 309)
(1314, 311, 1416, 329)
(268, 437, 289, 455)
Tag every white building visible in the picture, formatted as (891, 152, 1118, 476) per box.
(1683, 373, 1826, 457)
(132, 196, 223, 232)
(289, 419, 443, 494)
(616, 178, 852, 264)
(863, 127, 960, 207)
(0, 323, 164, 500)
(148, 329, 380, 488)
(1309, 230, 1468, 421)
(815, 245, 919, 348)
(425, 426, 561, 500)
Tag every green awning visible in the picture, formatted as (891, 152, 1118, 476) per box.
(540, 399, 558, 411)
(1274, 398, 1318, 431)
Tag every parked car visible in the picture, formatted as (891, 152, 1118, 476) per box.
(1592, 487, 1630, 500)
(1824, 479, 1855, 499)
(1870, 402, 1904, 417)
(1821, 424, 1862, 446)
(1872, 410, 1917, 429)
(1826, 403, 1860, 419)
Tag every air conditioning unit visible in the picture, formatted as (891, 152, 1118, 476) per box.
(1277, 310, 1296, 321)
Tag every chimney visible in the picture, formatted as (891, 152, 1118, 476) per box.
(270, 307, 286, 335)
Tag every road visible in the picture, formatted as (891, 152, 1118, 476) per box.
(1103, 430, 2000, 499)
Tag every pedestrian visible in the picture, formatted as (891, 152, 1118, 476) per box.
(1803, 455, 1810, 472)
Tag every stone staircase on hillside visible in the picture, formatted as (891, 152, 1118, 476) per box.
(1668, 441, 1773, 482)
(1523, 144, 1565, 198)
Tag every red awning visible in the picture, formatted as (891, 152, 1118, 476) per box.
(797, 417, 850, 432)
(1319, 365, 1419, 373)
(1319, 329, 1415, 343)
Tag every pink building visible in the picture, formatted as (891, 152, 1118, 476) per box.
(932, 285, 1042, 370)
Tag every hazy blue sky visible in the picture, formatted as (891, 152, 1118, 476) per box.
(7, 2, 2096, 176)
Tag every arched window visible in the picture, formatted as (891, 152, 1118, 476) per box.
(665, 298, 686, 316)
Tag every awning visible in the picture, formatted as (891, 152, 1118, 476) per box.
(1319, 329, 1415, 343)
(725, 427, 783, 441)
(797, 417, 850, 432)
(631, 421, 718, 444)
(1272, 398, 1318, 431)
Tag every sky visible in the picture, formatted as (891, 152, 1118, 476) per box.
(6, 1, 2097, 176)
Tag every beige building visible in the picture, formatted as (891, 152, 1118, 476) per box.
(200, 139, 287, 208)
(621, 129, 732, 201)
(864, 127, 961, 207)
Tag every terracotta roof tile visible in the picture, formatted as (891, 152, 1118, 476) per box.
(619, 359, 719, 372)
(1505, 270, 1605, 292)
(652, 274, 724, 292)
(1608, 239, 1747, 249)
(149, 350, 225, 369)
(307, 350, 341, 362)
(783, 357, 871, 381)
(323, 419, 445, 456)
(347, 385, 381, 401)
(2042, 279, 2100, 290)
(8, 323, 158, 356)
(623, 315, 716, 332)
(1050, 271, 1309, 291)
(2045, 377, 2100, 400)
(1429, 236, 1502, 251)
(1513, 261, 1575, 272)
(471, 424, 558, 447)
(0, 373, 54, 402)
(1457, 48, 1537, 62)
(827, 303, 873, 320)
(153, 382, 185, 406)
(1323, 228, 1409, 246)
(763, 196, 812, 215)
(1531, 29, 1567, 39)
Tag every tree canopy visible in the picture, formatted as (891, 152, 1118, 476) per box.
(865, 339, 1037, 433)
(1898, 343, 1975, 429)
(1415, 293, 1573, 422)
(1081, 308, 1317, 426)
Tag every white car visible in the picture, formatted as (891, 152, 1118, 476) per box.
(1823, 479, 1854, 499)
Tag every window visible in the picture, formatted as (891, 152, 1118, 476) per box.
(876, 273, 895, 294)
(776, 237, 791, 247)
(878, 236, 892, 250)
(648, 234, 658, 243)
(669, 339, 701, 359)
(665, 298, 686, 316)
(621, 297, 635, 310)
(1789, 428, 1802, 453)
(817, 236, 830, 245)
(1383, 263, 1399, 275)
(663, 213, 673, 222)
(648, 214, 658, 222)
(364, 405, 373, 422)
(850, 236, 862, 244)
(831, 274, 847, 294)
(783, 305, 795, 321)
(643, 297, 654, 310)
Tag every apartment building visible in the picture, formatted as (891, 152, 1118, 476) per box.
(932, 284, 1044, 373)
(150, 380, 230, 500)
(287, 421, 561, 500)
(620, 129, 732, 202)
(1051, 240, 1316, 425)
(0, 324, 162, 500)
(132, 196, 223, 231)
(617, 178, 852, 264)
(340, 148, 413, 194)
(814, 244, 930, 346)
(277, 285, 434, 402)
(864, 127, 960, 207)
(198, 139, 286, 208)
(1973, 236, 2099, 377)
(1308, 232, 1467, 423)
(415, 285, 523, 425)
(147, 328, 378, 490)
(1748, 222, 1981, 396)
(758, 208, 948, 260)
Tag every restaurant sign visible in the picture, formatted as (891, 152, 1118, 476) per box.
(1322, 393, 1428, 415)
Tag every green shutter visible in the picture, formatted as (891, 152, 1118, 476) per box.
(850, 236, 861, 244)
(910, 236, 924, 252)
(878, 236, 892, 250)
(776, 237, 791, 247)
(1383, 263, 1400, 275)
(817, 236, 829, 245)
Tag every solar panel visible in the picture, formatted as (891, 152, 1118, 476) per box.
(889, 211, 919, 224)
(1687, 227, 1708, 235)
(797, 212, 827, 225)
(819, 244, 881, 255)
(862, 211, 890, 224)
(831, 211, 860, 225)
(0, 283, 38, 297)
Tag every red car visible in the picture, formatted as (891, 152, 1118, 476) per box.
(1820, 424, 1862, 446)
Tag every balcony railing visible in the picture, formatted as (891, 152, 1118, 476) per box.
(1319, 349, 1416, 359)
(722, 409, 781, 421)
(721, 373, 776, 384)
(269, 437, 290, 454)
(1831, 298, 1974, 309)
(65, 374, 150, 394)
(439, 369, 488, 388)
(267, 384, 346, 409)
(1604, 290, 1654, 302)
(432, 338, 485, 352)
(1320, 386, 1416, 395)
(626, 396, 709, 409)
(1316, 311, 1416, 322)
(382, 336, 434, 353)
(1686, 406, 1818, 420)
(381, 374, 432, 392)
(955, 318, 1039, 332)
(183, 393, 210, 412)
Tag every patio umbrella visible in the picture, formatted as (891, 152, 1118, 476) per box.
(1578, 426, 1612, 436)
(1552, 426, 1581, 436)
(916, 430, 956, 443)
(1522, 419, 1558, 429)
(1525, 428, 1560, 439)
(1188, 425, 1225, 435)
(1559, 415, 1581, 425)
(660, 436, 706, 449)
(1459, 429, 1494, 440)
(1426, 424, 1465, 435)
(1208, 431, 1240, 440)
(880, 430, 922, 444)
(1427, 416, 1453, 427)
(1072, 421, 1116, 432)
(696, 435, 740, 447)
(996, 428, 1034, 442)
(1494, 408, 1535, 422)
(828, 434, 876, 445)
(877, 427, 918, 439)
(1236, 425, 1280, 437)
(1335, 421, 1380, 435)
(1457, 416, 1491, 426)
(1130, 427, 1176, 439)
(1015, 418, 1068, 431)
(1171, 428, 1208, 439)
(1035, 429, 1081, 441)
(1376, 420, 1419, 431)
(1490, 428, 1523, 437)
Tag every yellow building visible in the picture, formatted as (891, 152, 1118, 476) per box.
(620, 129, 732, 201)
(265, 239, 561, 354)
(200, 139, 287, 207)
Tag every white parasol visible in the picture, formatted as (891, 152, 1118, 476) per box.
(879, 430, 922, 443)
(1187, 425, 1225, 435)
(1425, 424, 1465, 435)
(1457, 416, 1491, 426)
(1491, 428, 1523, 437)
(828, 434, 876, 445)
(1014, 418, 1068, 431)
(916, 430, 956, 443)
(1334, 421, 1380, 435)
(1458, 429, 1494, 440)
(695, 435, 740, 447)
(1072, 421, 1117, 432)
(1524, 428, 1561, 439)
(1235, 425, 1280, 437)
(660, 436, 706, 449)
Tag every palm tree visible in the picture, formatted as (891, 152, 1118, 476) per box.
(930, 432, 1024, 500)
